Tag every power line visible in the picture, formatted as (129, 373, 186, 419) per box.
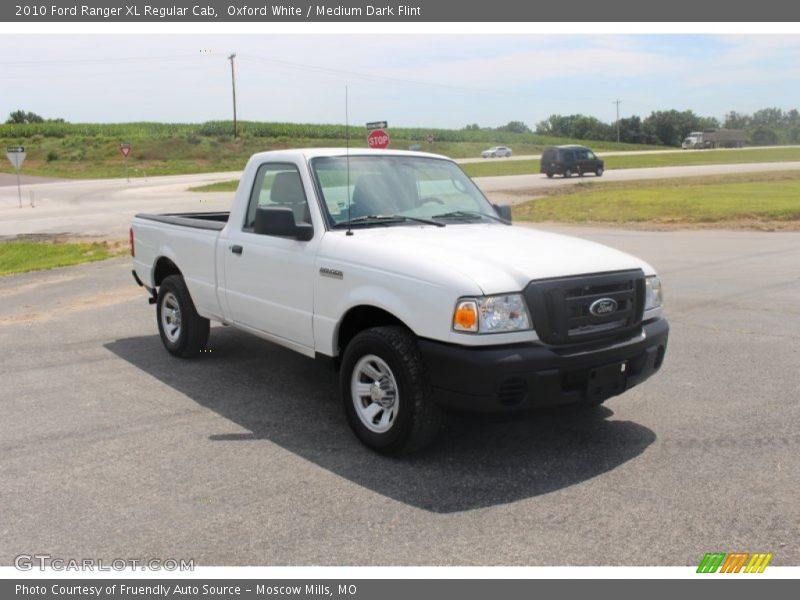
(238, 52, 633, 109)
(238, 53, 491, 95)
(0, 53, 219, 67)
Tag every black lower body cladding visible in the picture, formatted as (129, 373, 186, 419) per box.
(418, 319, 669, 412)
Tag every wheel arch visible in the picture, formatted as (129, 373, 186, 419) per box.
(153, 256, 182, 287)
(335, 305, 413, 357)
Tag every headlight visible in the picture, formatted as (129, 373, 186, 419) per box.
(645, 275, 663, 311)
(453, 293, 531, 334)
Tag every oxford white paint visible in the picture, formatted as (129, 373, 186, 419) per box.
(132, 149, 659, 357)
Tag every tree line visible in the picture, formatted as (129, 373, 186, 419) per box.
(6, 110, 65, 125)
(533, 108, 800, 147)
(8, 108, 799, 148)
(467, 108, 800, 147)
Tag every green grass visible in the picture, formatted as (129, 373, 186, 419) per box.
(188, 180, 240, 193)
(4, 118, 797, 181)
(0, 120, 663, 180)
(0, 241, 115, 276)
(461, 147, 800, 178)
(606, 147, 800, 169)
(512, 171, 800, 227)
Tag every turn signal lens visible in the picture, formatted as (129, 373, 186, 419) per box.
(452, 293, 533, 334)
(453, 300, 478, 332)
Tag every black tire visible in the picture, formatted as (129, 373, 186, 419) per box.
(339, 326, 442, 455)
(156, 274, 210, 358)
(546, 171, 554, 178)
(596, 167, 604, 177)
(564, 168, 572, 178)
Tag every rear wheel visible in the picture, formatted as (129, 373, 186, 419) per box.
(546, 171, 554, 178)
(156, 275, 210, 358)
(340, 326, 442, 455)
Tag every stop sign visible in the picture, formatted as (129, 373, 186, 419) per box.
(367, 129, 390, 149)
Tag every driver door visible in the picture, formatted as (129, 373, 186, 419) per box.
(222, 162, 317, 349)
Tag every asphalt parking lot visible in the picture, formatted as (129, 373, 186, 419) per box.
(0, 225, 798, 566)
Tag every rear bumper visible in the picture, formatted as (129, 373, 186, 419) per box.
(418, 318, 668, 412)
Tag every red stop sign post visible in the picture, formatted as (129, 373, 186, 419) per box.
(367, 129, 390, 149)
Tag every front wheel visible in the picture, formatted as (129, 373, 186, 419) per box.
(156, 275, 210, 358)
(340, 326, 442, 454)
(564, 168, 572, 178)
(596, 167, 604, 177)
(546, 171, 554, 178)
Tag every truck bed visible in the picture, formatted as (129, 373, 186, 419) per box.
(135, 211, 229, 231)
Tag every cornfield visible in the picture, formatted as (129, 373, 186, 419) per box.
(0, 120, 597, 146)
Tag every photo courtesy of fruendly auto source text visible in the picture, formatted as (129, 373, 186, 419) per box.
(0, 0, 798, 598)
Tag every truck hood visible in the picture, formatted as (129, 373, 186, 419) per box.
(324, 224, 654, 294)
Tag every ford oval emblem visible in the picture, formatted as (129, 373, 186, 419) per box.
(589, 297, 618, 316)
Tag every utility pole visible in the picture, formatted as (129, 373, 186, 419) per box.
(228, 53, 238, 137)
(613, 99, 622, 144)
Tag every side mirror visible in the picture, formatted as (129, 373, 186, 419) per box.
(493, 204, 512, 223)
(254, 206, 314, 241)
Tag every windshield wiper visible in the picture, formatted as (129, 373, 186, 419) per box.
(431, 210, 509, 224)
(341, 214, 445, 227)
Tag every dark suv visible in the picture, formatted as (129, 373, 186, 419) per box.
(540, 145, 604, 178)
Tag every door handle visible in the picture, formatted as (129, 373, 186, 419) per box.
(230, 245, 243, 255)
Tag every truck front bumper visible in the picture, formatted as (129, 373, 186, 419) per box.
(418, 318, 669, 412)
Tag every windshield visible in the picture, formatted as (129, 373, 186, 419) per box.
(310, 155, 498, 227)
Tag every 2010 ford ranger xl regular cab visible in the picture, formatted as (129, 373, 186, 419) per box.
(131, 148, 668, 454)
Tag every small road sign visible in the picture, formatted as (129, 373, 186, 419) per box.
(6, 147, 26, 208)
(6, 146, 26, 170)
(119, 142, 131, 158)
(426, 134, 434, 145)
(366, 121, 388, 131)
(367, 129, 390, 149)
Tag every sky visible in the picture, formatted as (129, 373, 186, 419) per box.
(1, 34, 799, 128)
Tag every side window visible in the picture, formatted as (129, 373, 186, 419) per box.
(563, 151, 575, 162)
(587, 151, 596, 159)
(244, 163, 311, 231)
(576, 150, 588, 160)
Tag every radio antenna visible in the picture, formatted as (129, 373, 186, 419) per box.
(345, 85, 353, 236)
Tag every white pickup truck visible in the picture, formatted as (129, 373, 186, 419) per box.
(131, 148, 668, 454)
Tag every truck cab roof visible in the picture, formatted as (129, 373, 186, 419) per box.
(247, 147, 451, 163)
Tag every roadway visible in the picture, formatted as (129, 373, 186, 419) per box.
(2, 161, 800, 239)
(457, 144, 800, 164)
(1, 225, 797, 565)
